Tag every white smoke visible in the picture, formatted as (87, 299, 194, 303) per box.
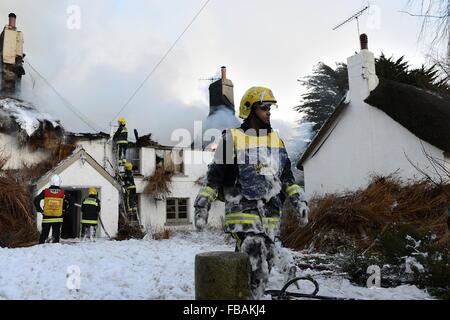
(204, 106, 241, 133)
(196, 105, 241, 149)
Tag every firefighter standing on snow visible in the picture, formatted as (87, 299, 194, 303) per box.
(81, 188, 101, 241)
(194, 87, 310, 299)
(34, 174, 70, 244)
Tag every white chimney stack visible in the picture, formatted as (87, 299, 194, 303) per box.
(347, 34, 379, 102)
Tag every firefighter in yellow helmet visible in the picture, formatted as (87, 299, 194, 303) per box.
(121, 162, 138, 223)
(113, 117, 128, 165)
(33, 174, 71, 244)
(193, 87, 310, 299)
(80, 187, 101, 241)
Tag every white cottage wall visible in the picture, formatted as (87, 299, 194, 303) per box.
(74, 139, 114, 175)
(303, 50, 446, 199)
(138, 148, 224, 229)
(35, 157, 119, 238)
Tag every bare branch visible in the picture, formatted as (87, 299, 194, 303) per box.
(399, 10, 447, 18)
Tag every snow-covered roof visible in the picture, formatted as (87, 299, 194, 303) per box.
(0, 97, 61, 137)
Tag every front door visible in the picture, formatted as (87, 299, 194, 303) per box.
(61, 190, 81, 239)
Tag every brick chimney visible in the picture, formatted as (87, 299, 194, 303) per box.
(347, 34, 379, 102)
(208, 66, 235, 115)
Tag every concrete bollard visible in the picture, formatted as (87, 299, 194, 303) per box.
(195, 251, 252, 300)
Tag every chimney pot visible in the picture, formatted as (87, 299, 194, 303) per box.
(221, 66, 227, 80)
(8, 13, 16, 28)
(360, 33, 368, 50)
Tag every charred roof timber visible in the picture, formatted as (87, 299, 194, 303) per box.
(208, 66, 235, 115)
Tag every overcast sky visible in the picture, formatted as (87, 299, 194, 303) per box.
(0, 0, 442, 145)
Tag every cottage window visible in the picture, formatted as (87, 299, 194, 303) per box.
(155, 149, 184, 175)
(127, 147, 141, 174)
(166, 198, 189, 224)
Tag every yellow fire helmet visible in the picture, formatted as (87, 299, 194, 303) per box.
(124, 162, 133, 171)
(239, 87, 277, 119)
(88, 187, 97, 196)
(118, 117, 126, 125)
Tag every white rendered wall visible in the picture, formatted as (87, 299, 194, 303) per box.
(138, 149, 224, 229)
(74, 139, 114, 175)
(303, 50, 446, 199)
(35, 157, 119, 238)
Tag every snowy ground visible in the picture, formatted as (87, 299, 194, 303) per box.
(0, 230, 432, 300)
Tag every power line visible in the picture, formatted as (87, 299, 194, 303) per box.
(24, 59, 102, 132)
(107, 0, 211, 128)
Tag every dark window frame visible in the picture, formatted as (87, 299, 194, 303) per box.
(165, 198, 189, 224)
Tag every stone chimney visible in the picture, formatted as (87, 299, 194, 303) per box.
(347, 34, 379, 102)
(208, 66, 235, 115)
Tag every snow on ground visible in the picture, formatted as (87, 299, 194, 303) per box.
(0, 230, 432, 300)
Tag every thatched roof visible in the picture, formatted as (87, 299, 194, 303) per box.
(0, 97, 62, 146)
(66, 132, 110, 141)
(297, 78, 450, 169)
(365, 78, 450, 153)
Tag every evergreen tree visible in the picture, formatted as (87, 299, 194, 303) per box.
(294, 62, 348, 133)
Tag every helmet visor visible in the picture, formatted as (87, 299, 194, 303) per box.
(254, 102, 278, 112)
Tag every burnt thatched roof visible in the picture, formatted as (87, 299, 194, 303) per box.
(364, 78, 450, 152)
(66, 132, 110, 142)
(0, 97, 63, 147)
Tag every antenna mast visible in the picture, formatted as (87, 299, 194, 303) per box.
(333, 6, 370, 40)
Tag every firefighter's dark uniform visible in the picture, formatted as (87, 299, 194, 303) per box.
(81, 195, 101, 239)
(34, 186, 70, 244)
(194, 122, 305, 298)
(113, 124, 128, 163)
(122, 169, 137, 221)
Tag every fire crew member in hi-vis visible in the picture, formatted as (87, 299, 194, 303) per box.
(34, 174, 69, 244)
(113, 117, 128, 165)
(194, 87, 310, 299)
(122, 162, 138, 222)
(81, 188, 101, 241)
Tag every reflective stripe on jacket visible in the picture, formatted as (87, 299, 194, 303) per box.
(81, 196, 100, 222)
(229, 128, 289, 201)
(43, 188, 65, 217)
(42, 217, 63, 223)
(115, 126, 128, 144)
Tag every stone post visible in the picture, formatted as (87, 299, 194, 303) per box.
(195, 251, 251, 300)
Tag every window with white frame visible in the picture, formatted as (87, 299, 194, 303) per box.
(127, 147, 141, 174)
(166, 198, 189, 224)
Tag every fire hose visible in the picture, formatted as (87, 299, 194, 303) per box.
(265, 276, 359, 300)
